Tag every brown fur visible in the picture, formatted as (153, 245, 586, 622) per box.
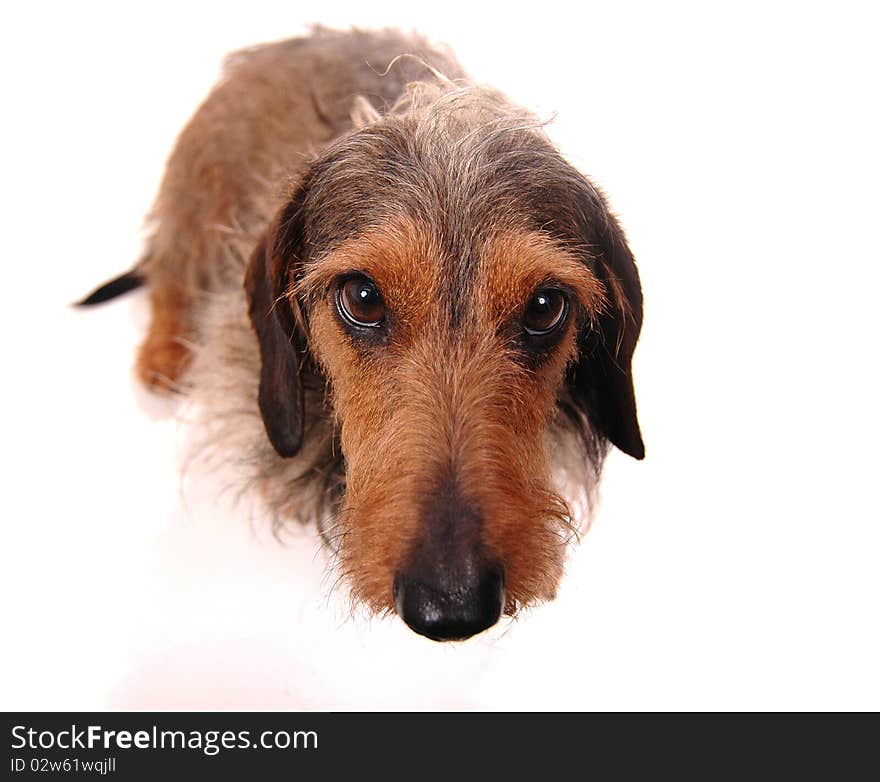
(297, 220, 606, 612)
(137, 285, 191, 390)
(112, 27, 644, 636)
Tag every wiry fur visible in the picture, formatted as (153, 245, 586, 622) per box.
(101, 28, 644, 634)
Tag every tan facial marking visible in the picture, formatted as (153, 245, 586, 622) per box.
(295, 219, 604, 613)
(476, 230, 606, 328)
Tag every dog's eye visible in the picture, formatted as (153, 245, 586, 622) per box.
(523, 288, 568, 336)
(336, 275, 386, 328)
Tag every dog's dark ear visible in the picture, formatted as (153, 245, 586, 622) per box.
(569, 191, 645, 460)
(245, 210, 305, 458)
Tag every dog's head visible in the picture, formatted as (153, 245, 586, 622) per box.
(246, 86, 643, 641)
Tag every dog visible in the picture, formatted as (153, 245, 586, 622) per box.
(79, 27, 645, 641)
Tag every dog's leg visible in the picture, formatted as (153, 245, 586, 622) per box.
(136, 280, 192, 392)
(132, 146, 242, 394)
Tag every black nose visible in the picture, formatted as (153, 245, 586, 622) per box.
(394, 567, 505, 641)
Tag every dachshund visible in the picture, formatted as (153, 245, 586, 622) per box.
(79, 27, 645, 641)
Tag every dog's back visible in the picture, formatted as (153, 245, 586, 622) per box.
(86, 28, 464, 390)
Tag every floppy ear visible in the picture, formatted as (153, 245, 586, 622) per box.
(570, 198, 645, 460)
(244, 212, 305, 458)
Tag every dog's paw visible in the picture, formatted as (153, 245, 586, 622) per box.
(136, 333, 190, 394)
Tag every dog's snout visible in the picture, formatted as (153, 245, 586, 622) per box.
(393, 567, 504, 641)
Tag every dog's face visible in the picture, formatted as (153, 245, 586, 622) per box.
(246, 90, 644, 640)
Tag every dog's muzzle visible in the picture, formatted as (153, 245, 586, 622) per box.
(393, 565, 504, 641)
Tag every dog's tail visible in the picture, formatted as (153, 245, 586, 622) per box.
(75, 269, 145, 307)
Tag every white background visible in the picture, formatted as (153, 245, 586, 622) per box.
(1, 1, 877, 710)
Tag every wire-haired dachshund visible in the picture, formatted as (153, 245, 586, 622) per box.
(80, 27, 645, 641)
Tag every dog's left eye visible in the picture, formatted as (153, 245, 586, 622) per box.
(523, 288, 568, 336)
(336, 275, 386, 328)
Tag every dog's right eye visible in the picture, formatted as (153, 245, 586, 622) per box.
(336, 275, 386, 328)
